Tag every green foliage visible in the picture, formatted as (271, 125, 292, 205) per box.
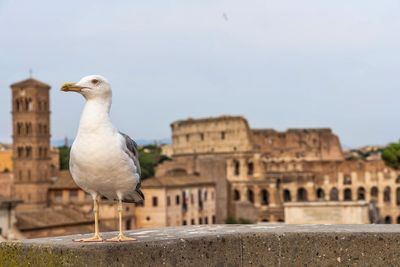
(382, 141, 400, 170)
(225, 217, 253, 224)
(58, 145, 71, 170)
(139, 145, 171, 179)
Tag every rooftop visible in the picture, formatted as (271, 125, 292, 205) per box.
(142, 175, 215, 188)
(10, 77, 51, 89)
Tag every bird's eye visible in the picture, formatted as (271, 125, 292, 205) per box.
(91, 79, 99, 85)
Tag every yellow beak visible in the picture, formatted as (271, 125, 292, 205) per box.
(61, 82, 85, 92)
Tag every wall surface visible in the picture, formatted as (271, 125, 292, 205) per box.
(2, 224, 400, 266)
(284, 201, 370, 224)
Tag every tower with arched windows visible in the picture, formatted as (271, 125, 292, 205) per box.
(10, 77, 52, 212)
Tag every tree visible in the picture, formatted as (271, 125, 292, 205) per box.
(382, 141, 400, 170)
(58, 145, 71, 170)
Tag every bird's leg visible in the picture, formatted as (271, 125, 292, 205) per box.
(74, 196, 103, 242)
(106, 199, 136, 242)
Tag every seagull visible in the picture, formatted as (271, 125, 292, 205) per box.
(61, 75, 144, 242)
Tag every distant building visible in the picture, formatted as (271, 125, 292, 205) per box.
(135, 174, 216, 228)
(0, 197, 21, 240)
(154, 115, 400, 224)
(0, 143, 12, 172)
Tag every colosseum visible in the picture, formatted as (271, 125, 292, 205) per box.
(156, 115, 400, 224)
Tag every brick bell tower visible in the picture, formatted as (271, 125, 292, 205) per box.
(10, 77, 52, 212)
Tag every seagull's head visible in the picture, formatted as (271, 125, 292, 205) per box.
(61, 75, 111, 101)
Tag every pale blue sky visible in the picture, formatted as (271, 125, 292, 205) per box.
(0, 0, 399, 147)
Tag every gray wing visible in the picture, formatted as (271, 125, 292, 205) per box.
(119, 132, 144, 204)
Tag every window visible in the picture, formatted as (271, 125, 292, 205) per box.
(247, 189, 254, 204)
(297, 188, 308, 202)
(343, 175, 352, 185)
(233, 189, 240, 201)
(17, 147, 23, 158)
(261, 189, 269, 205)
(384, 186, 391, 203)
(397, 176, 400, 184)
(370, 187, 378, 199)
(199, 218, 203, 224)
(204, 190, 208, 201)
(283, 189, 291, 202)
(397, 216, 400, 224)
(247, 162, 254, 176)
(330, 188, 339, 201)
(152, 196, 158, 207)
(191, 219, 195, 225)
(344, 188, 352, 201)
(221, 131, 225, 140)
(316, 188, 325, 200)
(357, 187, 366, 200)
(182, 220, 187, 225)
(212, 215, 216, 224)
(233, 160, 240, 176)
(176, 195, 180, 205)
(385, 216, 392, 224)
(204, 217, 208, 224)
(54, 191, 62, 203)
(69, 190, 79, 202)
(186, 134, 190, 142)
(396, 188, 400, 206)
(126, 219, 132, 230)
(190, 193, 194, 204)
(167, 196, 171, 206)
(200, 133, 204, 141)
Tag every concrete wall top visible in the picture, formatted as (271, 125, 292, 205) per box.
(2, 224, 400, 266)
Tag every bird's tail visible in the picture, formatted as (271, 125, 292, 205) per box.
(122, 189, 145, 204)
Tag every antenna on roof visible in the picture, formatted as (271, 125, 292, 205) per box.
(29, 68, 33, 78)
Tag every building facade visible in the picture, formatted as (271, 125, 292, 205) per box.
(10, 78, 53, 212)
(158, 116, 400, 224)
(135, 175, 216, 228)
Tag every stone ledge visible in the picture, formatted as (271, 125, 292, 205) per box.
(1, 224, 400, 266)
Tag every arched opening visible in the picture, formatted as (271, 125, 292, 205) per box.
(344, 188, 352, 201)
(233, 160, 240, 176)
(396, 188, 400, 206)
(397, 216, 400, 224)
(283, 189, 291, 202)
(15, 99, 20, 112)
(247, 189, 254, 204)
(260, 189, 269, 205)
(330, 187, 339, 201)
(24, 98, 29, 111)
(316, 188, 325, 200)
(27, 98, 33, 111)
(385, 216, 392, 224)
(396, 176, 400, 184)
(261, 219, 269, 222)
(384, 186, 391, 203)
(370, 187, 378, 200)
(357, 187, 366, 200)
(233, 190, 240, 201)
(247, 162, 254, 176)
(26, 147, 32, 158)
(297, 188, 308, 202)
